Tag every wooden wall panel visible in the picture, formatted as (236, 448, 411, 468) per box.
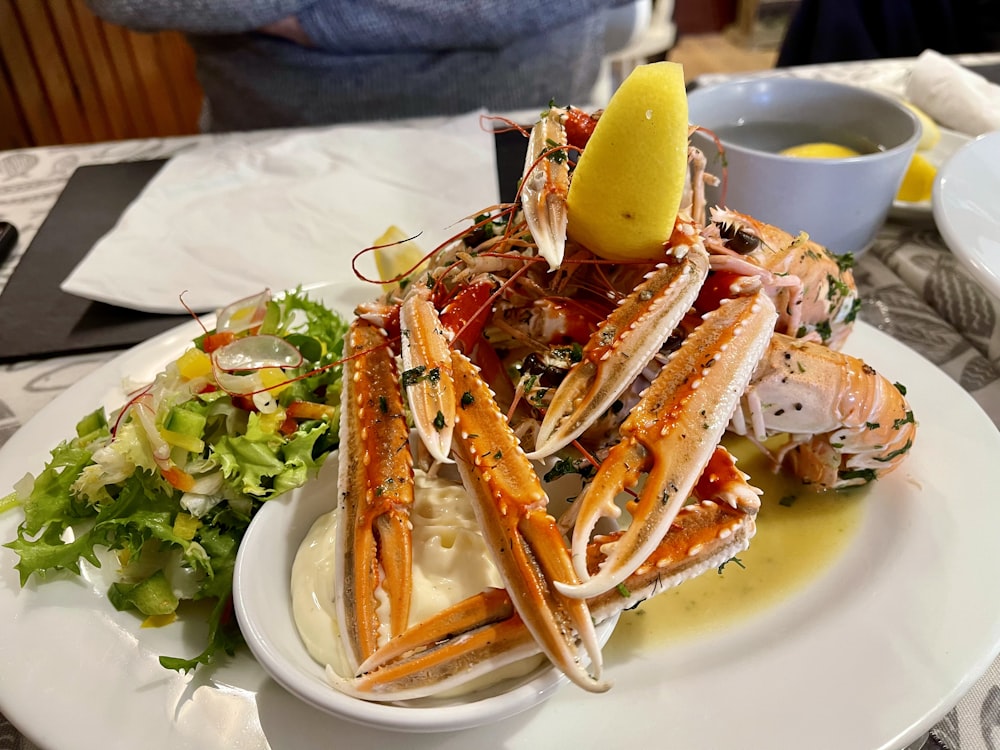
(0, 1, 62, 146)
(70, 0, 137, 140)
(18, 2, 91, 143)
(157, 32, 203, 130)
(0, 0, 202, 149)
(0, 58, 32, 151)
(48, 0, 112, 141)
(129, 31, 184, 135)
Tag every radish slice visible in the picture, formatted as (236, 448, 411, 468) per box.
(214, 369, 265, 396)
(252, 390, 281, 414)
(216, 290, 271, 334)
(212, 335, 303, 372)
(212, 369, 284, 407)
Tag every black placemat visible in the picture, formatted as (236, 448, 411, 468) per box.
(0, 159, 192, 362)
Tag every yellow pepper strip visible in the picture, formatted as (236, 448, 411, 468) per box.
(176, 348, 212, 380)
(160, 428, 205, 454)
(173, 512, 201, 540)
(142, 612, 178, 628)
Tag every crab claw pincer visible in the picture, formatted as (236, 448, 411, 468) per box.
(529, 241, 711, 459)
(521, 108, 570, 270)
(335, 318, 415, 668)
(399, 283, 457, 464)
(556, 290, 778, 600)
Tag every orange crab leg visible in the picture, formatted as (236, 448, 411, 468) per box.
(557, 290, 777, 600)
(335, 319, 414, 669)
(585, 492, 756, 615)
(448, 348, 608, 693)
(355, 587, 515, 675)
(335, 454, 759, 702)
(530, 242, 711, 459)
(331, 610, 540, 702)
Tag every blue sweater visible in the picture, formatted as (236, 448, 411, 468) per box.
(86, 1, 621, 132)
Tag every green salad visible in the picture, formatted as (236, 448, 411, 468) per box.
(1, 288, 348, 672)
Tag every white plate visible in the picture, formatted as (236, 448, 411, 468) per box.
(933, 130, 1000, 299)
(890, 127, 972, 222)
(2, 281, 1000, 750)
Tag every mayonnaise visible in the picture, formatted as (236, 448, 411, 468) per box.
(291, 469, 541, 692)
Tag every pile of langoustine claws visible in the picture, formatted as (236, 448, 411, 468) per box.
(324, 102, 916, 701)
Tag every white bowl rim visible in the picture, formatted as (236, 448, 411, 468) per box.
(687, 76, 922, 163)
(233, 464, 619, 734)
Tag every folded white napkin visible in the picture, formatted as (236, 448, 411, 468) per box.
(61, 112, 499, 314)
(906, 48, 1000, 136)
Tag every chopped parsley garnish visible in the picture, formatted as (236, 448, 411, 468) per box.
(835, 252, 855, 272)
(875, 439, 913, 462)
(401, 366, 426, 387)
(552, 343, 584, 364)
(544, 138, 567, 163)
(542, 457, 595, 483)
(892, 410, 915, 430)
(837, 467, 878, 483)
(826, 273, 852, 302)
(814, 319, 832, 343)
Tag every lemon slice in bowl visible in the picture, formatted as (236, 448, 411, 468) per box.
(779, 142, 861, 159)
(373, 225, 426, 293)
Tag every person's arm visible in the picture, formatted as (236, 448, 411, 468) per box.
(297, 0, 621, 53)
(84, 0, 317, 35)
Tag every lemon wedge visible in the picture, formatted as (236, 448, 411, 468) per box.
(895, 152, 936, 203)
(566, 61, 689, 260)
(779, 142, 861, 159)
(373, 225, 426, 293)
(903, 101, 941, 151)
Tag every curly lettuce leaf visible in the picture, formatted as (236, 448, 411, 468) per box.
(213, 418, 329, 498)
(159, 593, 242, 673)
(4, 289, 349, 673)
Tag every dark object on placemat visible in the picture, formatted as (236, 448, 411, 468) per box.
(0, 222, 18, 266)
(494, 127, 528, 204)
(0, 160, 188, 362)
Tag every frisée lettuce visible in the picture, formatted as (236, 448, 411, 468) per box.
(2, 288, 348, 672)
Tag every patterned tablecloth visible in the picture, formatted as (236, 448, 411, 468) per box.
(2, 54, 1000, 750)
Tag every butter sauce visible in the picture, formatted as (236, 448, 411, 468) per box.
(605, 436, 867, 656)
